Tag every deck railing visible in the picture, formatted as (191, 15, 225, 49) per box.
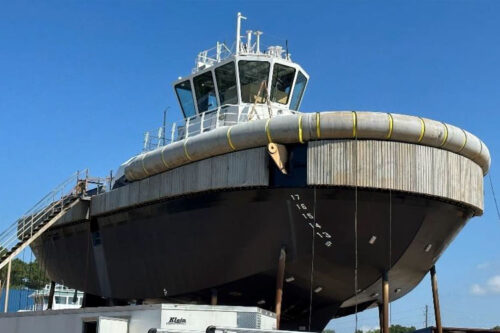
(143, 105, 299, 152)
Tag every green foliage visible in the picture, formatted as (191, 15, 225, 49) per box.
(492, 326, 500, 331)
(0, 257, 49, 290)
(323, 329, 336, 333)
(362, 325, 416, 333)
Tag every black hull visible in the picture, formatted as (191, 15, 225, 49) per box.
(31, 186, 472, 330)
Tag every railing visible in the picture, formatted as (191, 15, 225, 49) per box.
(143, 105, 299, 152)
(0, 169, 103, 260)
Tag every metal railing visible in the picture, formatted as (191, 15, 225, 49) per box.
(0, 170, 94, 261)
(143, 105, 299, 152)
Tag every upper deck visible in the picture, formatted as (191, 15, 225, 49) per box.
(142, 13, 309, 151)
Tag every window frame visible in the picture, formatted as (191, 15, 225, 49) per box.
(192, 69, 220, 113)
(174, 79, 198, 118)
(270, 63, 296, 105)
(237, 60, 271, 104)
(214, 61, 239, 106)
(289, 70, 308, 111)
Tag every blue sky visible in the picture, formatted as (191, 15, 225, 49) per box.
(0, 0, 499, 330)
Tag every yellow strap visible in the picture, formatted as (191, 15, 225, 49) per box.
(316, 112, 321, 139)
(417, 117, 426, 143)
(227, 127, 236, 150)
(386, 113, 393, 139)
(141, 154, 150, 176)
(440, 123, 449, 147)
(458, 129, 467, 153)
(184, 139, 193, 161)
(265, 118, 273, 143)
(298, 115, 304, 144)
(352, 111, 357, 138)
(160, 146, 169, 168)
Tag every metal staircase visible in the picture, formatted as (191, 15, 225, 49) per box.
(0, 170, 89, 271)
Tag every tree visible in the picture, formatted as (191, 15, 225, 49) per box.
(0, 257, 49, 290)
(323, 329, 336, 333)
(492, 326, 500, 331)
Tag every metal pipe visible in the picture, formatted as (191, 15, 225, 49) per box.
(3, 260, 12, 312)
(47, 280, 56, 310)
(430, 266, 443, 333)
(382, 271, 389, 333)
(275, 247, 286, 329)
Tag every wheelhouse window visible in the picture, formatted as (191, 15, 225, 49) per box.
(193, 71, 218, 112)
(271, 64, 296, 105)
(289, 71, 308, 110)
(215, 62, 238, 105)
(238, 61, 270, 103)
(175, 80, 196, 118)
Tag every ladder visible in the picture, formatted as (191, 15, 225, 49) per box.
(0, 170, 89, 271)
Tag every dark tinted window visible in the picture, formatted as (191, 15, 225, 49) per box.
(271, 64, 296, 105)
(175, 80, 196, 118)
(290, 71, 308, 110)
(238, 61, 270, 103)
(193, 71, 218, 112)
(215, 62, 238, 105)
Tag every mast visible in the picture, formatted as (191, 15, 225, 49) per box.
(236, 12, 246, 55)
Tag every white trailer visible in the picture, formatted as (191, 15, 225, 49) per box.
(0, 304, 278, 333)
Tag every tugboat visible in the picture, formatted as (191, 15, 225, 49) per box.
(25, 13, 489, 331)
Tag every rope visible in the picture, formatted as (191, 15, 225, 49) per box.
(488, 174, 500, 223)
(308, 187, 317, 331)
(389, 189, 392, 328)
(354, 135, 359, 333)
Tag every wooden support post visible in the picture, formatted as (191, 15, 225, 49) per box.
(378, 303, 384, 333)
(275, 247, 286, 330)
(47, 281, 56, 310)
(210, 289, 218, 305)
(430, 266, 443, 333)
(382, 271, 389, 333)
(3, 260, 12, 313)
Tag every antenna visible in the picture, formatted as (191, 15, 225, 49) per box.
(254, 31, 263, 54)
(246, 30, 253, 53)
(285, 40, 289, 59)
(236, 12, 247, 55)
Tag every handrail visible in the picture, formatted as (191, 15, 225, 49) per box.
(142, 105, 299, 152)
(0, 170, 89, 258)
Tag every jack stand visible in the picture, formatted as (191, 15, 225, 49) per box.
(382, 271, 389, 333)
(47, 281, 56, 310)
(430, 266, 443, 333)
(3, 260, 11, 313)
(275, 247, 286, 329)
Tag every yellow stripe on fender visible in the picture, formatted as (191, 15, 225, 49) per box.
(265, 118, 273, 143)
(184, 139, 193, 161)
(386, 113, 393, 139)
(141, 154, 150, 176)
(160, 145, 169, 168)
(458, 129, 468, 153)
(316, 112, 321, 139)
(298, 115, 304, 143)
(227, 127, 236, 150)
(352, 111, 357, 138)
(417, 117, 426, 143)
(440, 123, 449, 147)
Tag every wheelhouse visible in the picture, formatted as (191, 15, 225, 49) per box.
(174, 56, 309, 119)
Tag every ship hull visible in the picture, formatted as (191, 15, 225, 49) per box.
(31, 186, 472, 330)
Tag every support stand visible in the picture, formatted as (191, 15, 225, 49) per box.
(430, 266, 442, 333)
(275, 247, 286, 329)
(47, 281, 56, 310)
(382, 271, 389, 333)
(3, 260, 11, 313)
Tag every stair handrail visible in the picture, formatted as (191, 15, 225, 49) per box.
(0, 169, 88, 254)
